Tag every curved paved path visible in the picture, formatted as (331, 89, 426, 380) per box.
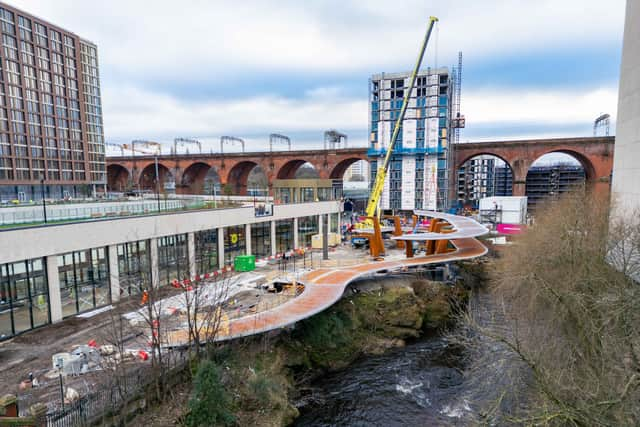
(164, 213, 488, 347)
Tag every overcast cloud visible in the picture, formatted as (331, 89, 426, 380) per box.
(10, 0, 626, 151)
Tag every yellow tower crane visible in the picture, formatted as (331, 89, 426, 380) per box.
(356, 16, 438, 258)
(364, 16, 438, 222)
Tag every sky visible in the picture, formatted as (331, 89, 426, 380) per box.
(10, 0, 627, 153)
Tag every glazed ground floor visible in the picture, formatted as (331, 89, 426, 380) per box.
(0, 201, 341, 341)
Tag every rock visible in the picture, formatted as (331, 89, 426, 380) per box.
(64, 387, 79, 404)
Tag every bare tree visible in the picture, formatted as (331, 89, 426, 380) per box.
(457, 192, 640, 426)
(178, 270, 233, 360)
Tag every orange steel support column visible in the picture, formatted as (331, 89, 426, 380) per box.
(384, 215, 405, 249)
(360, 216, 384, 258)
(426, 218, 439, 255)
(435, 231, 454, 254)
(405, 239, 414, 258)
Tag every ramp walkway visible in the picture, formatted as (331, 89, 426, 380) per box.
(164, 212, 488, 347)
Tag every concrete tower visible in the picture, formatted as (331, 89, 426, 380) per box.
(611, 0, 640, 215)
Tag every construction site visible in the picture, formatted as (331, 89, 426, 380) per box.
(0, 0, 632, 423)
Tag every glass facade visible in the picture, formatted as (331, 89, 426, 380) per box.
(117, 240, 151, 296)
(251, 222, 271, 258)
(318, 187, 332, 201)
(195, 229, 218, 274)
(298, 215, 318, 248)
(301, 187, 314, 202)
(0, 258, 49, 340)
(330, 212, 339, 233)
(58, 248, 109, 317)
(275, 219, 294, 253)
(224, 225, 245, 265)
(158, 234, 189, 286)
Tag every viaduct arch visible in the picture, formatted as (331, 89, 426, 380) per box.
(454, 136, 614, 198)
(107, 148, 370, 195)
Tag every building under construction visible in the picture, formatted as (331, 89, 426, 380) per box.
(524, 165, 585, 210)
(456, 156, 498, 208)
(368, 67, 460, 211)
(457, 162, 585, 211)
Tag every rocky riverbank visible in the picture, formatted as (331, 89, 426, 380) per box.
(133, 273, 475, 426)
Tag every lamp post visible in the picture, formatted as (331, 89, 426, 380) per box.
(154, 155, 160, 213)
(40, 176, 47, 223)
(54, 357, 65, 410)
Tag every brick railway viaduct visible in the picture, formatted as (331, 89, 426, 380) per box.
(106, 136, 614, 197)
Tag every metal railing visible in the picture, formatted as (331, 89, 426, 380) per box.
(45, 356, 187, 427)
(0, 199, 209, 227)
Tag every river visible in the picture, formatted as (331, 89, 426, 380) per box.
(294, 291, 523, 426)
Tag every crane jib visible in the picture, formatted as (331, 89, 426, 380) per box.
(364, 16, 439, 220)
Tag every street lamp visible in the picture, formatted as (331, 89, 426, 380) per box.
(213, 182, 219, 209)
(40, 176, 47, 223)
(154, 155, 160, 213)
(54, 357, 65, 410)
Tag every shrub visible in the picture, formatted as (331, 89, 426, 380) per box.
(185, 360, 235, 427)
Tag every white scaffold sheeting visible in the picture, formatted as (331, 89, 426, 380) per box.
(424, 156, 438, 210)
(403, 119, 417, 149)
(427, 118, 439, 149)
(401, 157, 416, 210)
(378, 120, 389, 148)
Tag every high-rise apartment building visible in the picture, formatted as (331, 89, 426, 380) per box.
(494, 166, 513, 197)
(368, 68, 453, 211)
(525, 165, 585, 211)
(344, 160, 369, 182)
(456, 156, 497, 208)
(0, 2, 104, 202)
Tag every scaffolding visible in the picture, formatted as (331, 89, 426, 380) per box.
(446, 51, 464, 210)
